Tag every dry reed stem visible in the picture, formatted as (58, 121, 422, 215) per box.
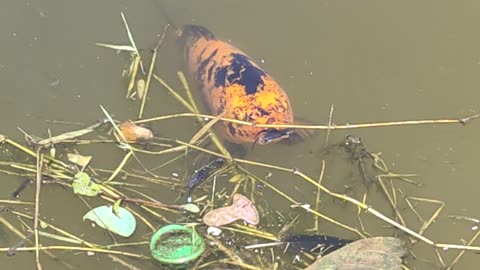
(0, 245, 147, 258)
(34, 149, 43, 270)
(36, 121, 104, 146)
(131, 144, 186, 155)
(11, 210, 99, 248)
(434, 248, 446, 267)
(122, 197, 184, 211)
(230, 224, 278, 241)
(178, 71, 233, 161)
(205, 234, 262, 270)
(138, 24, 169, 118)
(377, 176, 409, 230)
(178, 71, 200, 113)
(0, 200, 33, 205)
(108, 254, 142, 270)
(106, 151, 133, 183)
(407, 197, 445, 236)
(94, 168, 175, 186)
(137, 50, 155, 118)
(405, 197, 424, 222)
(189, 111, 226, 144)
(120, 12, 144, 73)
(0, 216, 61, 261)
(312, 160, 326, 232)
(325, 104, 334, 145)
(136, 112, 480, 130)
(127, 55, 140, 98)
(356, 193, 371, 236)
(446, 228, 480, 270)
(5, 138, 70, 169)
(153, 74, 195, 112)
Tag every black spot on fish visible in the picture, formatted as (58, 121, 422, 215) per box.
(196, 46, 209, 65)
(256, 106, 270, 117)
(214, 53, 266, 95)
(197, 49, 218, 83)
(214, 67, 227, 87)
(207, 65, 215, 83)
(227, 123, 236, 136)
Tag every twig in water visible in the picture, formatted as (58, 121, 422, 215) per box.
(120, 12, 144, 73)
(324, 104, 334, 145)
(136, 112, 480, 131)
(7, 231, 33, 256)
(138, 24, 170, 118)
(34, 149, 43, 270)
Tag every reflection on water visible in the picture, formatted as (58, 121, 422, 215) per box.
(0, 0, 479, 269)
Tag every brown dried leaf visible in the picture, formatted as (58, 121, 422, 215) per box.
(116, 120, 153, 142)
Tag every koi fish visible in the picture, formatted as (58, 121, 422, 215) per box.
(177, 25, 301, 145)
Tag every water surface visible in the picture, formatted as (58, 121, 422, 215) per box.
(1, 1, 479, 269)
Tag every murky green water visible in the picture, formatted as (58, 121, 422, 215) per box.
(1, 0, 479, 269)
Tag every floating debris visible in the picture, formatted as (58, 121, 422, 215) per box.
(305, 237, 406, 270)
(72, 172, 101, 197)
(282, 234, 352, 255)
(150, 224, 205, 264)
(203, 193, 259, 227)
(136, 79, 146, 100)
(187, 157, 227, 191)
(67, 153, 92, 168)
(83, 205, 136, 237)
(116, 120, 153, 142)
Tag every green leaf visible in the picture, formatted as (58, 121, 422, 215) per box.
(83, 205, 136, 237)
(72, 172, 101, 196)
(67, 153, 92, 168)
(112, 199, 122, 217)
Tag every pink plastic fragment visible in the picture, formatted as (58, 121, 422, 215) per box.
(203, 194, 259, 227)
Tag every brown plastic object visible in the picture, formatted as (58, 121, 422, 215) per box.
(117, 120, 153, 142)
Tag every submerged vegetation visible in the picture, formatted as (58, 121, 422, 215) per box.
(0, 12, 479, 270)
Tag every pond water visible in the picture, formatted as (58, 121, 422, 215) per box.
(1, 0, 479, 269)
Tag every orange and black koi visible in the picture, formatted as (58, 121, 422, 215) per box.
(177, 25, 296, 145)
